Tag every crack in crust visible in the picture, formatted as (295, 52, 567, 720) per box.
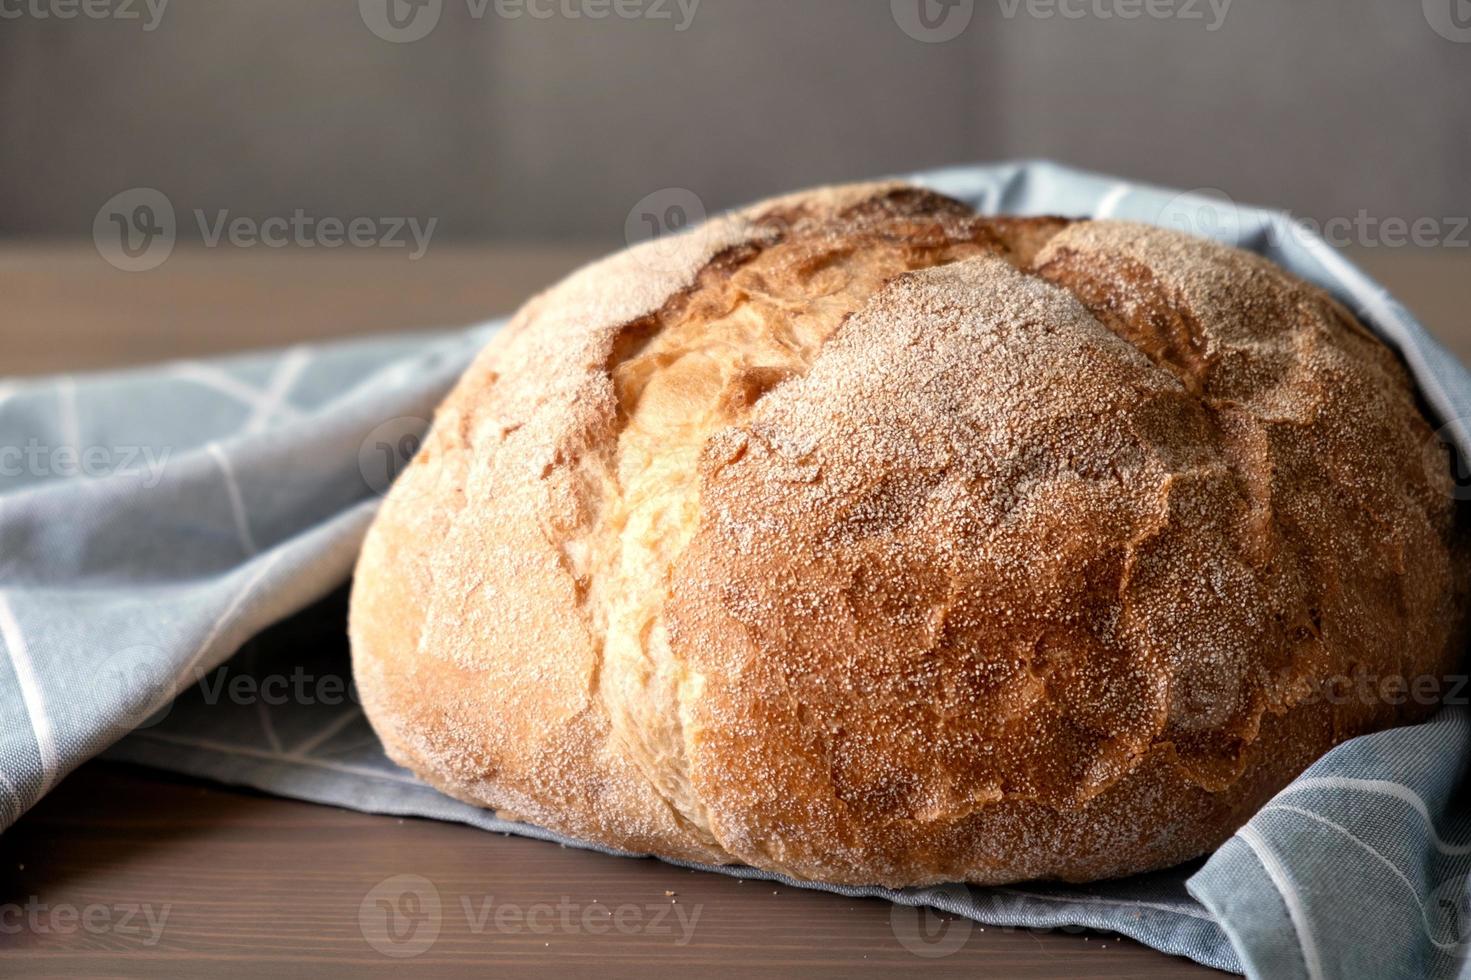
(350, 182, 1470, 887)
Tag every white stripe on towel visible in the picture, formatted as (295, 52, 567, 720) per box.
(1094, 182, 1133, 218)
(208, 442, 258, 557)
(0, 592, 59, 798)
(135, 552, 284, 725)
(1277, 777, 1471, 855)
(1237, 824, 1324, 980)
(244, 346, 312, 434)
(56, 376, 80, 456)
(994, 886, 1219, 923)
(170, 362, 305, 421)
(290, 707, 364, 757)
(1259, 803, 1466, 952)
(0, 763, 25, 823)
(134, 730, 422, 786)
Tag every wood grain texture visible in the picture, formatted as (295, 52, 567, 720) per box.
(2, 243, 1465, 379)
(0, 765, 1217, 978)
(0, 243, 605, 376)
(1, 241, 1466, 977)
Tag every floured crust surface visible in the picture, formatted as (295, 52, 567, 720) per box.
(349, 182, 1470, 885)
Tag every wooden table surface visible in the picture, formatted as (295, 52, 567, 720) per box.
(1, 241, 1467, 978)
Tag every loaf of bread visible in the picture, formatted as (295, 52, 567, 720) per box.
(349, 182, 1469, 886)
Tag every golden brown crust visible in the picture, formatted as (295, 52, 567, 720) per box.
(349, 182, 1469, 886)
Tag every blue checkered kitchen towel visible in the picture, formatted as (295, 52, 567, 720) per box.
(2, 162, 1468, 979)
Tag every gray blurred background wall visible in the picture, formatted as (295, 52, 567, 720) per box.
(0, 0, 1467, 243)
